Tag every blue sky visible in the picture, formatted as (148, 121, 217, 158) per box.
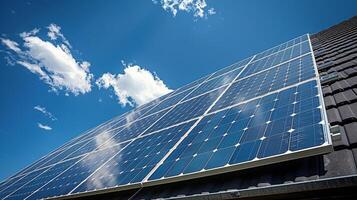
(0, 0, 356, 181)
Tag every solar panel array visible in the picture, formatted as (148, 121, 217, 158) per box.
(0, 34, 332, 200)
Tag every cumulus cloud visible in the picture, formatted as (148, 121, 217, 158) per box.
(34, 105, 57, 121)
(38, 123, 52, 131)
(1, 24, 93, 95)
(153, 0, 216, 18)
(96, 64, 172, 107)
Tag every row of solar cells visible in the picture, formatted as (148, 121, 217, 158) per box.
(212, 54, 316, 112)
(244, 40, 311, 77)
(253, 34, 309, 61)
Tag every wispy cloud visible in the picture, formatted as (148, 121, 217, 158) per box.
(1, 24, 93, 96)
(96, 63, 172, 107)
(47, 23, 71, 48)
(153, 0, 216, 18)
(34, 105, 57, 121)
(37, 123, 52, 131)
(1, 38, 21, 53)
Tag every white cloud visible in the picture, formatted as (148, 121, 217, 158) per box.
(34, 105, 57, 121)
(38, 123, 52, 131)
(154, 0, 216, 18)
(208, 8, 216, 15)
(1, 38, 21, 53)
(17, 61, 50, 81)
(47, 23, 71, 47)
(19, 28, 40, 38)
(1, 24, 93, 95)
(22, 36, 93, 94)
(96, 64, 172, 107)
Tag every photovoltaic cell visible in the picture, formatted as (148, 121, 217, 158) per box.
(0, 34, 332, 200)
(149, 80, 325, 180)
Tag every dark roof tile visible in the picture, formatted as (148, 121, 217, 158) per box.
(346, 76, 357, 88)
(324, 95, 336, 108)
(345, 67, 357, 76)
(344, 122, 357, 145)
(326, 108, 342, 125)
(322, 86, 333, 96)
(336, 79, 350, 90)
(331, 81, 345, 92)
(322, 149, 357, 177)
(338, 102, 357, 121)
(352, 149, 357, 167)
(334, 89, 357, 105)
(335, 60, 357, 71)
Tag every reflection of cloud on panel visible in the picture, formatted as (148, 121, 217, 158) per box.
(221, 74, 232, 85)
(126, 111, 136, 123)
(208, 86, 223, 101)
(94, 130, 116, 150)
(124, 111, 140, 128)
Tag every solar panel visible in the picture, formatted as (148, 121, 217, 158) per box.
(0, 34, 332, 199)
(148, 80, 326, 180)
